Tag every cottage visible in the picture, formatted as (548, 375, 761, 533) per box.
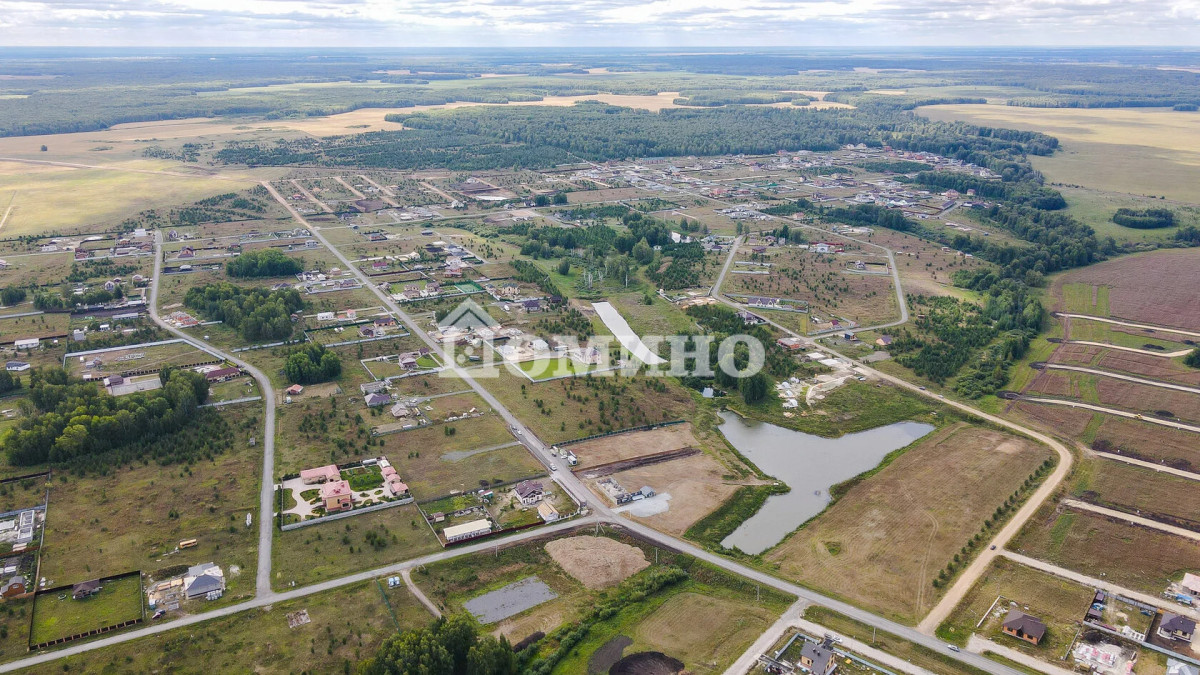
(364, 392, 391, 407)
(72, 579, 102, 600)
(1002, 611, 1047, 645)
(204, 366, 240, 383)
(537, 501, 559, 522)
(321, 480, 353, 512)
(522, 299, 542, 313)
(1181, 572, 1200, 599)
(381, 466, 408, 496)
(1, 575, 26, 598)
(374, 316, 397, 327)
(359, 325, 377, 338)
(184, 563, 225, 599)
(390, 403, 411, 418)
(875, 335, 894, 347)
(799, 640, 837, 675)
(360, 380, 388, 395)
(514, 480, 544, 505)
(300, 465, 340, 485)
(443, 519, 491, 543)
(103, 374, 125, 387)
(1158, 613, 1196, 642)
(776, 337, 804, 351)
(285, 384, 304, 396)
(5, 361, 29, 372)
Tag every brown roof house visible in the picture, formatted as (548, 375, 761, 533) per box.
(72, 579, 102, 600)
(1002, 611, 1047, 645)
(1158, 613, 1196, 642)
(321, 480, 353, 513)
(514, 480, 544, 506)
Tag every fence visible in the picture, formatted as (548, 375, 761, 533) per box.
(279, 497, 414, 531)
(28, 570, 143, 651)
(554, 420, 685, 448)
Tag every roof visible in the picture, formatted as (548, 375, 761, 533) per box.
(321, 480, 353, 500)
(205, 367, 240, 380)
(364, 393, 391, 406)
(300, 465, 340, 482)
(72, 580, 101, 594)
(1161, 613, 1196, 634)
(1181, 572, 1200, 594)
(443, 519, 491, 539)
(185, 574, 224, 597)
(1002, 611, 1047, 640)
(187, 562, 219, 577)
(800, 641, 835, 673)
(514, 480, 544, 498)
(537, 501, 558, 518)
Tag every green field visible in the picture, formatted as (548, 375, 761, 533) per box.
(31, 574, 143, 646)
(514, 357, 595, 380)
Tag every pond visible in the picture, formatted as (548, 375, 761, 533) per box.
(717, 411, 934, 554)
(462, 576, 558, 624)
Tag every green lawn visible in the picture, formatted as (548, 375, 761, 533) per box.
(31, 575, 143, 645)
(514, 357, 595, 380)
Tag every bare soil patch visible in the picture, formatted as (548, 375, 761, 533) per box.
(1054, 249, 1200, 331)
(1026, 370, 1077, 397)
(1097, 351, 1200, 386)
(1094, 378, 1200, 422)
(1048, 343, 1102, 367)
(609, 652, 684, 675)
(589, 635, 633, 675)
(569, 424, 700, 469)
(601, 451, 745, 536)
(1010, 401, 1096, 438)
(545, 536, 649, 590)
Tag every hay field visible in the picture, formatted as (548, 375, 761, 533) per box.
(569, 424, 699, 468)
(917, 104, 1200, 202)
(764, 422, 1051, 624)
(0, 160, 261, 236)
(1052, 248, 1200, 331)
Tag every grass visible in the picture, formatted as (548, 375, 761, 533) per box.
(1056, 187, 1196, 245)
(35, 407, 261, 601)
(983, 652, 1050, 675)
(514, 357, 595, 380)
(1061, 283, 1110, 316)
(763, 423, 1052, 625)
(804, 606, 990, 675)
(1010, 503, 1200, 595)
(30, 574, 143, 645)
(935, 556, 1091, 658)
(26, 579, 431, 673)
(1071, 457, 1200, 529)
(916, 104, 1200, 203)
(1067, 318, 1192, 352)
(271, 503, 441, 590)
(733, 380, 939, 438)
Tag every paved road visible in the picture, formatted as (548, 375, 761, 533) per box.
(967, 635, 1075, 675)
(148, 232, 279, 597)
(1000, 551, 1200, 621)
(1041, 363, 1200, 395)
(0, 184, 1025, 675)
(1057, 313, 1200, 339)
(1017, 396, 1200, 434)
(703, 291, 1073, 637)
(1063, 499, 1200, 542)
(710, 234, 744, 296)
(1093, 450, 1200, 481)
(723, 600, 809, 675)
(1065, 340, 1191, 358)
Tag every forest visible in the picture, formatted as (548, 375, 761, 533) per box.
(1111, 207, 1176, 229)
(2, 367, 211, 466)
(226, 248, 304, 278)
(183, 283, 305, 342)
(283, 343, 342, 384)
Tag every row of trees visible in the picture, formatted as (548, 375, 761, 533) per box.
(226, 248, 303, 278)
(183, 283, 304, 342)
(3, 367, 209, 466)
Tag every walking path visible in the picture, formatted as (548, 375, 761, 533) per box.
(357, 175, 400, 207)
(1058, 313, 1200, 339)
(1064, 340, 1192, 358)
(1042, 363, 1200, 395)
(403, 569, 442, 618)
(289, 178, 333, 213)
(1063, 499, 1200, 542)
(334, 176, 366, 200)
(1017, 396, 1200, 433)
(1094, 451, 1200, 481)
(1000, 551, 1200, 620)
(966, 635, 1075, 675)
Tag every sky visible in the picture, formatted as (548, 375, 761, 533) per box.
(1, 0, 1199, 47)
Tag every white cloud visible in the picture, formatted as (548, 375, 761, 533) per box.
(0, 0, 1196, 45)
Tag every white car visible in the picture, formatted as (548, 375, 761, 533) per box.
(550, 464, 557, 471)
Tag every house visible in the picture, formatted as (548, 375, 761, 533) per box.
(374, 316, 397, 328)
(72, 580, 102, 600)
(1002, 611, 1047, 645)
(875, 335, 894, 347)
(5, 361, 29, 372)
(13, 338, 39, 350)
(184, 563, 225, 599)
(285, 384, 304, 396)
(359, 325, 377, 338)
(514, 480, 545, 505)
(390, 403, 411, 418)
(103, 374, 125, 387)
(204, 366, 241, 383)
(360, 380, 388, 395)
(537, 501, 559, 522)
(300, 465, 341, 485)
(798, 640, 838, 675)
(178, 246, 195, 259)
(1158, 613, 1196, 642)
(0, 575, 26, 598)
(522, 299, 542, 313)
(776, 337, 804, 351)
(364, 393, 391, 407)
(443, 519, 492, 543)
(381, 466, 408, 497)
(321, 480, 353, 512)
(1181, 573, 1200, 599)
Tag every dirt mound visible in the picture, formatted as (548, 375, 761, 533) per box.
(545, 536, 649, 589)
(609, 651, 684, 675)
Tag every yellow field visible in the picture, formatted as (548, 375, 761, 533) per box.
(0, 159, 264, 236)
(916, 104, 1200, 202)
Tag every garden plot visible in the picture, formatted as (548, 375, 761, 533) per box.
(30, 573, 143, 647)
(65, 339, 220, 380)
